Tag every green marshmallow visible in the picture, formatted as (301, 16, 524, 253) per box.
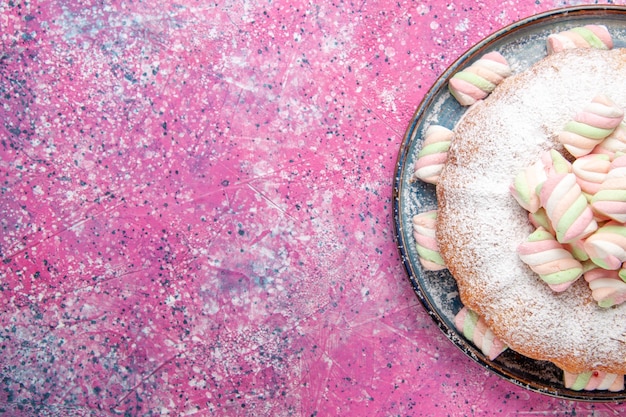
(571, 27, 607, 49)
(540, 267, 583, 285)
(597, 223, 626, 238)
(549, 149, 571, 174)
(530, 209, 552, 232)
(462, 309, 480, 340)
(598, 298, 617, 309)
(565, 120, 613, 140)
(527, 227, 553, 242)
(416, 245, 445, 266)
(592, 189, 626, 203)
(418, 141, 450, 158)
(555, 194, 589, 243)
(452, 71, 496, 93)
(568, 372, 593, 391)
(514, 171, 533, 206)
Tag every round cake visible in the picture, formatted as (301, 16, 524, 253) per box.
(436, 47, 626, 376)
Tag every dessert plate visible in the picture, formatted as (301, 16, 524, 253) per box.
(393, 5, 626, 402)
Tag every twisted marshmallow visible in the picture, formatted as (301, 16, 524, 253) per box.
(527, 209, 591, 262)
(413, 125, 453, 184)
(584, 268, 626, 308)
(412, 211, 446, 271)
(584, 221, 626, 270)
(563, 239, 590, 262)
(539, 172, 598, 244)
(558, 95, 624, 158)
(454, 306, 507, 360)
(529, 209, 590, 261)
(547, 25, 613, 54)
(510, 159, 547, 213)
(541, 149, 572, 175)
(591, 154, 626, 223)
(448, 51, 512, 106)
(528, 207, 554, 235)
(592, 122, 626, 160)
(517, 227, 583, 292)
(564, 370, 624, 392)
(572, 153, 611, 196)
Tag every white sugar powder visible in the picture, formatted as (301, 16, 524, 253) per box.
(437, 48, 626, 373)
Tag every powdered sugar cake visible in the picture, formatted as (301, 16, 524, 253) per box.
(436, 47, 626, 375)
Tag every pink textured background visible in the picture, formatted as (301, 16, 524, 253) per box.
(2, 0, 626, 415)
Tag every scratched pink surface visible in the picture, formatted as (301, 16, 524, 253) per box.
(2, 0, 626, 416)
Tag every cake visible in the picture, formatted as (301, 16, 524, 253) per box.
(411, 26, 626, 391)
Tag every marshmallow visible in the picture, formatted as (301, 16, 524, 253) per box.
(448, 51, 512, 106)
(412, 211, 446, 271)
(413, 125, 453, 185)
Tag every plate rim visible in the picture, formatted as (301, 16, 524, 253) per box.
(393, 4, 626, 402)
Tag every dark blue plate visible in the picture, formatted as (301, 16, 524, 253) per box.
(393, 5, 626, 402)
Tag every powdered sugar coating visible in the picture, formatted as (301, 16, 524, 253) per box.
(437, 48, 626, 374)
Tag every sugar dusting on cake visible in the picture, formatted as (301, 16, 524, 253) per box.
(437, 48, 626, 374)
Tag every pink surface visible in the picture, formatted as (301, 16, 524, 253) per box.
(2, 0, 626, 415)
